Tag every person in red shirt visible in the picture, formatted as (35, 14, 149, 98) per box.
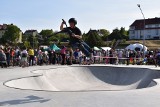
(60, 46, 67, 65)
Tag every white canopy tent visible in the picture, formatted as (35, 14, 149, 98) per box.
(94, 47, 100, 51)
(101, 47, 111, 51)
(125, 43, 148, 51)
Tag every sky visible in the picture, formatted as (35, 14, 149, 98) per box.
(0, 0, 160, 33)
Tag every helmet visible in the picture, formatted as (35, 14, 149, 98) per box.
(68, 18, 77, 25)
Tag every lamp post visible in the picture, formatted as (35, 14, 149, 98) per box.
(137, 4, 146, 59)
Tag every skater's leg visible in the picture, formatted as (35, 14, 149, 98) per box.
(79, 43, 90, 57)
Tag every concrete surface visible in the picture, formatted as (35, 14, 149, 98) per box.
(0, 65, 160, 107)
(5, 66, 160, 91)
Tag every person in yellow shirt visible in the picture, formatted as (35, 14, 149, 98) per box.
(28, 47, 34, 66)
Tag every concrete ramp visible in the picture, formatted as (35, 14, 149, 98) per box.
(5, 66, 160, 91)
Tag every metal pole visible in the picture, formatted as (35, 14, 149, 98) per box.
(137, 4, 145, 59)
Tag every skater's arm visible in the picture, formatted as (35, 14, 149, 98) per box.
(72, 33, 82, 39)
(60, 22, 64, 31)
(72, 27, 82, 39)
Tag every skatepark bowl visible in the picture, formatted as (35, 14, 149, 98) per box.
(4, 66, 160, 92)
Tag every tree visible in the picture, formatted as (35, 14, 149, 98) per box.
(2, 24, 20, 45)
(99, 29, 110, 41)
(85, 30, 103, 48)
(40, 29, 54, 39)
(82, 33, 87, 41)
(27, 35, 39, 49)
(108, 27, 129, 40)
(120, 27, 129, 40)
(39, 29, 70, 45)
(24, 41, 31, 49)
(55, 33, 69, 42)
(39, 29, 53, 45)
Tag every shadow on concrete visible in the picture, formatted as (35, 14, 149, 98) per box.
(0, 95, 50, 106)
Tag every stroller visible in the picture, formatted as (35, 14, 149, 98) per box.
(0, 52, 7, 68)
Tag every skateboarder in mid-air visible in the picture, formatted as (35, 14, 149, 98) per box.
(60, 18, 91, 64)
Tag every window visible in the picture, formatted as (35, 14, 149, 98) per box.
(156, 29, 159, 35)
(130, 30, 135, 34)
(155, 24, 159, 28)
(147, 25, 152, 28)
(147, 35, 151, 39)
(147, 30, 151, 33)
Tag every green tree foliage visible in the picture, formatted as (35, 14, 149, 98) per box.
(2, 24, 20, 44)
(108, 27, 129, 40)
(26, 35, 39, 49)
(120, 27, 129, 40)
(55, 33, 69, 42)
(82, 33, 87, 41)
(110, 39, 116, 48)
(40, 29, 54, 38)
(108, 28, 121, 40)
(85, 30, 103, 48)
(24, 41, 31, 49)
(39, 30, 70, 45)
(99, 29, 110, 41)
(39, 29, 54, 45)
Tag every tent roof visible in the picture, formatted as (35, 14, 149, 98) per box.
(125, 43, 147, 51)
(101, 47, 111, 51)
(94, 47, 100, 51)
(50, 44, 60, 51)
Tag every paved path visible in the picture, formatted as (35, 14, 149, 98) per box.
(0, 65, 160, 107)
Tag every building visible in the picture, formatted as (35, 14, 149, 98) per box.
(24, 30, 38, 37)
(0, 24, 7, 38)
(129, 17, 160, 40)
(0, 24, 22, 43)
(86, 29, 103, 36)
(17, 31, 23, 43)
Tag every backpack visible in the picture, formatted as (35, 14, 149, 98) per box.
(157, 55, 160, 60)
(22, 53, 27, 57)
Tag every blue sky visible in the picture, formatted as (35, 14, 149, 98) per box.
(0, 0, 160, 33)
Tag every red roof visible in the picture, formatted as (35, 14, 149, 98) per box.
(130, 17, 160, 30)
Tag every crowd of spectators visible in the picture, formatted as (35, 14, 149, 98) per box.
(0, 46, 90, 68)
(92, 48, 160, 66)
(0, 45, 160, 68)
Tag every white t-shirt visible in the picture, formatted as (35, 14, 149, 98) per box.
(126, 51, 130, 58)
(118, 51, 123, 58)
(22, 50, 28, 54)
(78, 51, 83, 57)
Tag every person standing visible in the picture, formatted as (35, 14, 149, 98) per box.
(78, 49, 83, 64)
(37, 50, 43, 66)
(28, 47, 34, 66)
(106, 50, 110, 64)
(0, 49, 7, 68)
(155, 50, 160, 67)
(5, 48, 10, 67)
(118, 50, 123, 64)
(126, 49, 130, 65)
(109, 49, 113, 64)
(21, 48, 28, 68)
(60, 46, 67, 65)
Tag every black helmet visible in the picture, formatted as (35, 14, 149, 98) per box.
(68, 18, 77, 25)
